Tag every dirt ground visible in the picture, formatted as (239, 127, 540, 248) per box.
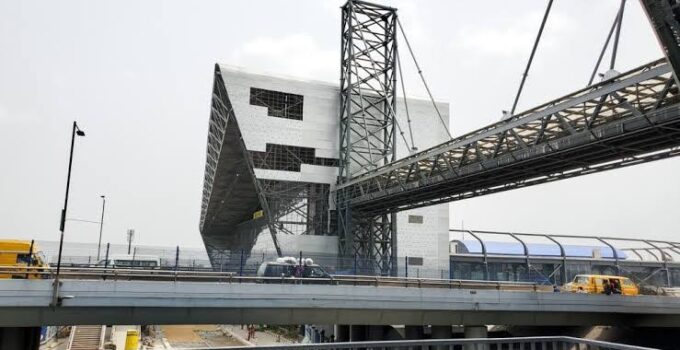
(161, 325, 242, 347)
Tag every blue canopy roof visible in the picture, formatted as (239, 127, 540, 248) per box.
(454, 239, 628, 259)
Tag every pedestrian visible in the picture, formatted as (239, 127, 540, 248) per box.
(612, 279, 622, 294)
(602, 280, 612, 295)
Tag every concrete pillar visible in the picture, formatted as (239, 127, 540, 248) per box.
(404, 325, 424, 340)
(0, 327, 41, 350)
(367, 325, 384, 340)
(464, 325, 487, 338)
(334, 325, 349, 342)
(404, 325, 424, 349)
(312, 327, 321, 343)
(431, 326, 452, 350)
(350, 325, 367, 342)
(431, 325, 451, 339)
(464, 326, 488, 350)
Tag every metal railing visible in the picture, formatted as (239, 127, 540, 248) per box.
(9, 265, 680, 298)
(171, 336, 658, 350)
(0, 266, 552, 292)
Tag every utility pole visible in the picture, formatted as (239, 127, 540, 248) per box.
(126, 229, 135, 255)
(52, 121, 86, 307)
(97, 195, 106, 261)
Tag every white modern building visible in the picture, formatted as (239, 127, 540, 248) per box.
(200, 64, 450, 275)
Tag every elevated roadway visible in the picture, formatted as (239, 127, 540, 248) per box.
(3, 279, 680, 327)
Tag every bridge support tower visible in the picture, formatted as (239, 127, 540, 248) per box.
(337, 0, 399, 275)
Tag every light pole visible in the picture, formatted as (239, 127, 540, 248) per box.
(127, 229, 135, 255)
(97, 195, 106, 261)
(52, 121, 85, 307)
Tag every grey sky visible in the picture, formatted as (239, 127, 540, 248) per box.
(0, 0, 677, 250)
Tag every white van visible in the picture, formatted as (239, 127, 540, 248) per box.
(97, 254, 160, 269)
(256, 257, 330, 279)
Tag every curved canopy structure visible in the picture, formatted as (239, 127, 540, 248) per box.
(450, 229, 680, 287)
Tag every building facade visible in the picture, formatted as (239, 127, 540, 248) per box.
(200, 64, 450, 275)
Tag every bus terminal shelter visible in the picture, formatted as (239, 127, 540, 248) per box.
(449, 229, 680, 287)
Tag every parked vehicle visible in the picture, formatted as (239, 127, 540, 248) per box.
(564, 274, 639, 296)
(0, 239, 48, 279)
(256, 257, 330, 279)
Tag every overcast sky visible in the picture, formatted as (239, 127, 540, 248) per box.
(1, 0, 678, 250)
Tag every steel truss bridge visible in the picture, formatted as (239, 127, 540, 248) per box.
(337, 58, 680, 214)
(331, 0, 680, 274)
(198, 0, 680, 275)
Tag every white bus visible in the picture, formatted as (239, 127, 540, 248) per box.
(97, 254, 160, 269)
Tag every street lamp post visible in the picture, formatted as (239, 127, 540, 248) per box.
(52, 121, 85, 307)
(97, 195, 106, 261)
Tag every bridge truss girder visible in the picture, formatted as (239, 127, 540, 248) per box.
(337, 59, 680, 215)
(338, 0, 398, 275)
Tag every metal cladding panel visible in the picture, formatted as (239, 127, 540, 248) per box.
(200, 66, 264, 258)
(218, 65, 339, 160)
(393, 97, 451, 272)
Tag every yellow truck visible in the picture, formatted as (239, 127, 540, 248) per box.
(564, 274, 639, 296)
(0, 239, 48, 279)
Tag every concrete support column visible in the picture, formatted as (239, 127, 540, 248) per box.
(0, 327, 41, 350)
(404, 325, 424, 340)
(464, 325, 487, 338)
(464, 326, 488, 350)
(404, 325, 424, 350)
(367, 325, 384, 340)
(334, 325, 349, 342)
(349, 325, 367, 342)
(431, 325, 451, 339)
(431, 325, 452, 350)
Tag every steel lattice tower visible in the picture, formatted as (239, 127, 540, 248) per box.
(337, 0, 398, 275)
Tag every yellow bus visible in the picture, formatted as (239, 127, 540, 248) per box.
(564, 274, 639, 296)
(0, 239, 48, 279)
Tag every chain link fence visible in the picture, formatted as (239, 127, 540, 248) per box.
(38, 241, 211, 270)
(213, 250, 449, 278)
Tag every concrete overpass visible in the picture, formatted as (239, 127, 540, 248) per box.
(3, 279, 680, 327)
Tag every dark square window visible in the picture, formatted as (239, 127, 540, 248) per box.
(408, 215, 424, 224)
(250, 87, 304, 120)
